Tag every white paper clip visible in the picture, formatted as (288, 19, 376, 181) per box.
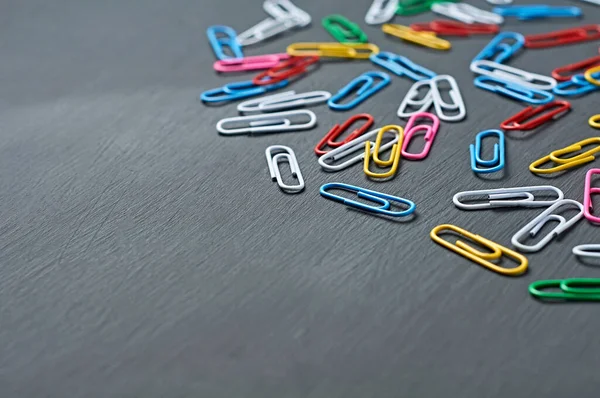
(217, 110, 317, 135)
(430, 75, 466, 122)
(511, 199, 584, 253)
(365, 0, 400, 25)
(318, 128, 400, 172)
(237, 0, 311, 46)
(453, 186, 564, 210)
(265, 145, 304, 193)
(431, 2, 504, 25)
(573, 244, 600, 259)
(397, 79, 434, 118)
(237, 90, 331, 113)
(470, 60, 557, 90)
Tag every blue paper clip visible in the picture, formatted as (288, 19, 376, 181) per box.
(206, 26, 243, 61)
(320, 183, 416, 217)
(472, 32, 525, 64)
(370, 51, 436, 81)
(328, 71, 391, 111)
(474, 76, 554, 104)
(470, 130, 505, 174)
(553, 75, 600, 97)
(200, 80, 288, 103)
(493, 6, 582, 20)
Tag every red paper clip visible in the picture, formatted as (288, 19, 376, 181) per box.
(314, 114, 374, 156)
(525, 25, 600, 49)
(253, 56, 319, 86)
(501, 101, 571, 131)
(410, 20, 498, 37)
(552, 55, 600, 82)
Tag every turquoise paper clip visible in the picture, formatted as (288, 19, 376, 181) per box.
(493, 6, 582, 20)
(207, 26, 243, 60)
(200, 80, 288, 103)
(470, 130, 505, 174)
(370, 51, 436, 81)
(474, 75, 554, 104)
(328, 71, 391, 111)
(553, 75, 600, 97)
(472, 32, 525, 64)
(320, 183, 416, 217)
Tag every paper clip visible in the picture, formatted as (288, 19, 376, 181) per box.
(252, 56, 319, 86)
(370, 51, 436, 81)
(500, 101, 571, 131)
(287, 42, 380, 59)
(396, 0, 458, 16)
(364, 125, 404, 178)
(213, 53, 291, 73)
(584, 65, 600, 86)
(472, 32, 524, 64)
(552, 55, 600, 82)
(553, 74, 600, 97)
(328, 71, 390, 111)
(430, 75, 466, 122)
(382, 24, 451, 51)
(237, 0, 311, 47)
(216, 110, 316, 135)
(237, 90, 331, 113)
(470, 130, 505, 174)
(493, 5, 582, 20)
(322, 15, 368, 43)
(529, 279, 600, 302)
(265, 145, 304, 193)
(573, 244, 600, 259)
(511, 199, 584, 252)
(590, 115, 600, 128)
(402, 112, 440, 160)
(431, 2, 504, 25)
(430, 224, 528, 276)
(486, 0, 513, 5)
(200, 79, 288, 103)
(453, 186, 564, 210)
(397, 79, 434, 118)
(318, 128, 400, 172)
(315, 113, 374, 156)
(365, 0, 400, 25)
(525, 25, 600, 49)
(410, 20, 499, 37)
(207, 26, 244, 60)
(530, 137, 600, 174)
(584, 169, 600, 223)
(474, 76, 554, 105)
(470, 60, 557, 91)
(320, 183, 416, 217)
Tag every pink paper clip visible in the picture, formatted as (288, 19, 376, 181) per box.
(584, 168, 600, 224)
(213, 53, 291, 73)
(401, 112, 440, 160)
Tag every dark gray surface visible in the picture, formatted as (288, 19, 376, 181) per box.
(1, 0, 600, 397)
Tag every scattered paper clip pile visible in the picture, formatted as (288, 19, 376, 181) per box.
(201, 0, 600, 303)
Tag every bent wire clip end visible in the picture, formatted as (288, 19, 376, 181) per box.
(584, 168, 600, 223)
(320, 183, 416, 217)
(469, 130, 505, 174)
(573, 244, 600, 259)
(453, 186, 564, 210)
(511, 199, 584, 253)
(430, 224, 528, 276)
(265, 145, 304, 193)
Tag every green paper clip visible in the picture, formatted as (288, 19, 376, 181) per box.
(529, 279, 600, 302)
(322, 15, 368, 43)
(396, 0, 458, 16)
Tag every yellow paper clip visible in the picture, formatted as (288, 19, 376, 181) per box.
(529, 137, 600, 174)
(286, 42, 380, 59)
(590, 114, 600, 129)
(382, 24, 451, 51)
(430, 224, 528, 276)
(364, 125, 403, 178)
(584, 65, 600, 86)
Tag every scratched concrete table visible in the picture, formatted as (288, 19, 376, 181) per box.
(1, 0, 600, 397)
